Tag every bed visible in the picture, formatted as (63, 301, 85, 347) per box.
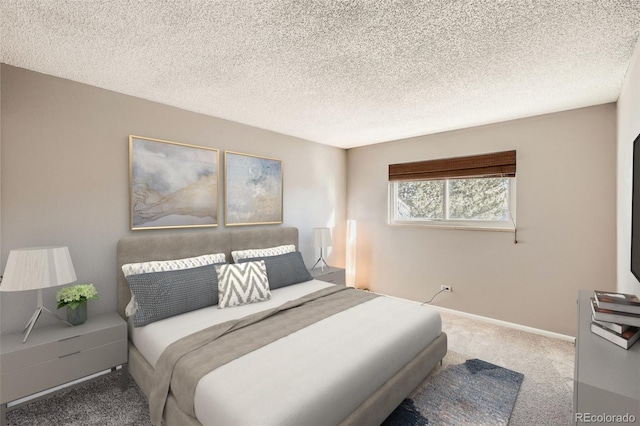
(117, 227, 447, 426)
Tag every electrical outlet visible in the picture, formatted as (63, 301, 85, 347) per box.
(441, 285, 452, 292)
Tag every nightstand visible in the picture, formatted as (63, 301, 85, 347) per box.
(0, 312, 127, 425)
(310, 266, 346, 285)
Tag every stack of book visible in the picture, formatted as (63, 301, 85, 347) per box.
(590, 290, 640, 350)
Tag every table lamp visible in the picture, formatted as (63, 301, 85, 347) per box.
(312, 227, 332, 270)
(1, 246, 77, 343)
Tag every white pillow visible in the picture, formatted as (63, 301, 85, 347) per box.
(217, 261, 271, 309)
(122, 253, 226, 317)
(231, 244, 295, 263)
(121, 253, 226, 276)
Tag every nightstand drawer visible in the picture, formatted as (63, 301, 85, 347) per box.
(1, 339, 127, 403)
(2, 325, 125, 372)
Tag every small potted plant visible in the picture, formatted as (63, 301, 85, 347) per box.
(56, 283, 99, 325)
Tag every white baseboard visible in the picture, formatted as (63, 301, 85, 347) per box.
(431, 305, 576, 343)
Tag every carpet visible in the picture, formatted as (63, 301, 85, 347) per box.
(6, 373, 152, 426)
(7, 353, 523, 426)
(383, 354, 524, 426)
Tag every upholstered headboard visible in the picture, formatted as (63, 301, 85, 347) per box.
(116, 227, 299, 318)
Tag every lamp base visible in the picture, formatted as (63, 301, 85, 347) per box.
(23, 291, 72, 343)
(311, 256, 330, 271)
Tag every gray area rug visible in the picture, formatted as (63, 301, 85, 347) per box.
(6, 373, 152, 426)
(7, 353, 523, 426)
(383, 356, 524, 426)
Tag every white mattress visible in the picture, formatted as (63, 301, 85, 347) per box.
(130, 280, 442, 425)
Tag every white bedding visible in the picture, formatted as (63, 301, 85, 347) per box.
(130, 280, 442, 425)
(129, 280, 334, 368)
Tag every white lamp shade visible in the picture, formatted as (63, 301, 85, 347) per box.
(312, 227, 332, 248)
(1, 246, 77, 292)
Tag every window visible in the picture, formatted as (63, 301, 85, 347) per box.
(388, 151, 516, 230)
(390, 177, 515, 229)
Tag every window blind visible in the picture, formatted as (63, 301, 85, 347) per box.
(388, 150, 516, 181)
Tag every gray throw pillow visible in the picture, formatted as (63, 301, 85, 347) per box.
(126, 263, 221, 327)
(239, 251, 313, 290)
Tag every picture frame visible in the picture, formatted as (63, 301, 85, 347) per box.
(129, 135, 219, 230)
(224, 151, 283, 226)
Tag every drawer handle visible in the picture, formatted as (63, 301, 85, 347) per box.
(59, 351, 81, 359)
(58, 335, 81, 342)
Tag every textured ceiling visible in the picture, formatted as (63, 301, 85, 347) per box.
(1, 1, 640, 148)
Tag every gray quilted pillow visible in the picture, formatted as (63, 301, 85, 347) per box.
(239, 251, 313, 290)
(126, 263, 220, 327)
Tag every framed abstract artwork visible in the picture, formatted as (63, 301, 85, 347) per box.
(224, 151, 283, 226)
(129, 135, 219, 230)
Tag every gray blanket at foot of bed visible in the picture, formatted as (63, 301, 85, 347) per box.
(149, 285, 379, 426)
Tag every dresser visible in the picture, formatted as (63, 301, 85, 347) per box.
(574, 290, 640, 425)
(0, 312, 127, 425)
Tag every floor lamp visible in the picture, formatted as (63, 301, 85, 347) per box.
(311, 227, 332, 270)
(346, 220, 357, 288)
(1, 246, 77, 343)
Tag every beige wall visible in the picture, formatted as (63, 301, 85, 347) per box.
(0, 63, 2, 259)
(347, 104, 617, 336)
(0, 62, 622, 338)
(0, 64, 347, 334)
(617, 40, 640, 296)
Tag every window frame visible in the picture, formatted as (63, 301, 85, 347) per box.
(388, 177, 517, 232)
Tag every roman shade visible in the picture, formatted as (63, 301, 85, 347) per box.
(388, 150, 516, 181)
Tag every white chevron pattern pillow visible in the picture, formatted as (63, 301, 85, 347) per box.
(218, 261, 271, 309)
